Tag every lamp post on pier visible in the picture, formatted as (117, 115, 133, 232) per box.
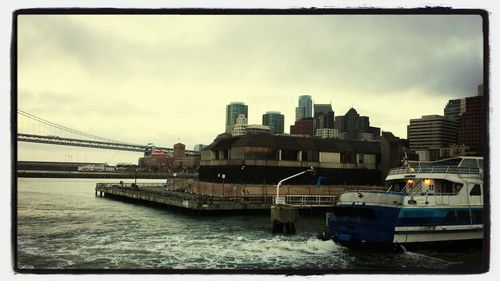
(274, 167, 315, 205)
(271, 167, 315, 235)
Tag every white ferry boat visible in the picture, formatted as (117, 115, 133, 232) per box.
(326, 156, 484, 249)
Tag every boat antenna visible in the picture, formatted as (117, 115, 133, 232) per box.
(402, 147, 411, 169)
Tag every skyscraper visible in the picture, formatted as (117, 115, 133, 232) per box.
(444, 99, 462, 122)
(262, 111, 285, 135)
(457, 86, 485, 155)
(335, 108, 380, 141)
(407, 115, 457, 151)
(295, 95, 312, 120)
(313, 103, 335, 133)
(225, 102, 248, 134)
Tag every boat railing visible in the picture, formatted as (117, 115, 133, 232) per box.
(388, 166, 481, 176)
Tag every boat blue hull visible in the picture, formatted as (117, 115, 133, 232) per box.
(329, 205, 400, 245)
(328, 205, 483, 249)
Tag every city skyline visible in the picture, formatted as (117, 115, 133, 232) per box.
(16, 13, 484, 164)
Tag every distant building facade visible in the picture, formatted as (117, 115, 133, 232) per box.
(295, 95, 312, 120)
(290, 117, 314, 136)
(139, 143, 200, 172)
(193, 144, 207, 152)
(246, 124, 271, 135)
(407, 115, 457, 160)
(313, 103, 335, 134)
(225, 102, 248, 134)
(232, 114, 248, 136)
(334, 108, 380, 141)
(262, 111, 285, 134)
(357, 132, 375, 142)
(315, 128, 340, 139)
(444, 98, 462, 122)
(457, 85, 485, 155)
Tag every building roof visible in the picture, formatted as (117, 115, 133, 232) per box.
(203, 136, 240, 150)
(233, 134, 276, 148)
(275, 135, 316, 150)
(350, 141, 381, 154)
(204, 134, 381, 155)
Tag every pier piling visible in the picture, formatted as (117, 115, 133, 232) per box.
(271, 205, 298, 235)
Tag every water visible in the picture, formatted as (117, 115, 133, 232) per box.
(16, 178, 485, 272)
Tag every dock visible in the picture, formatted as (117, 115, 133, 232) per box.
(94, 180, 368, 212)
(95, 180, 385, 213)
(96, 182, 274, 211)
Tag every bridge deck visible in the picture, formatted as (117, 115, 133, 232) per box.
(18, 133, 200, 155)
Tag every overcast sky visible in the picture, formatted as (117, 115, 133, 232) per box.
(16, 13, 484, 164)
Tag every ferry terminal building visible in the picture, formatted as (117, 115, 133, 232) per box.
(199, 133, 404, 186)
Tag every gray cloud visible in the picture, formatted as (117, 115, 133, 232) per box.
(17, 14, 484, 151)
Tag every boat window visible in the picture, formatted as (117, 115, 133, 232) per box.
(460, 159, 479, 168)
(386, 180, 406, 192)
(470, 184, 481, 196)
(437, 180, 462, 194)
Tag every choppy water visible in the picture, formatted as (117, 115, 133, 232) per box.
(16, 178, 485, 272)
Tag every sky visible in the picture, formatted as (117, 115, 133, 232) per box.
(16, 13, 484, 164)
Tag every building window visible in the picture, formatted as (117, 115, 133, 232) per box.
(244, 146, 277, 160)
(281, 149, 298, 161)
(341, 153, 355, 164)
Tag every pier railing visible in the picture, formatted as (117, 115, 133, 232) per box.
(272, 195, 338, 207)
(388, 166, 481, 176)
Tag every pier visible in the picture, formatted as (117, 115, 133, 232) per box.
(96, 182, 274, 212)
(95, 180, 382, 212)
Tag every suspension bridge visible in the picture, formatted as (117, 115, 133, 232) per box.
(16, 110, 200, 155)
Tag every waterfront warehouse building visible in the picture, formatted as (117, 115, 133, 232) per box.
(295, 95, 313, 120)
(225, 102, 248, 134)
(199, 134, 382, 185)
(262, 111, 285, 135)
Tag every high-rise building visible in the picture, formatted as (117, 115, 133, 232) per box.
(295, 95, 312, 120)
(407, 115, 457, 151)
(232, 114, 248, 136)
(457, 85, 485, 155)
(313, 103, 335, 134)
(290, 117, 314, 136)
(335, 108, 380, 141)
(226, 102, 248, 134)
(444, 99, 462, 122)
(262, 111, 285, 135)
